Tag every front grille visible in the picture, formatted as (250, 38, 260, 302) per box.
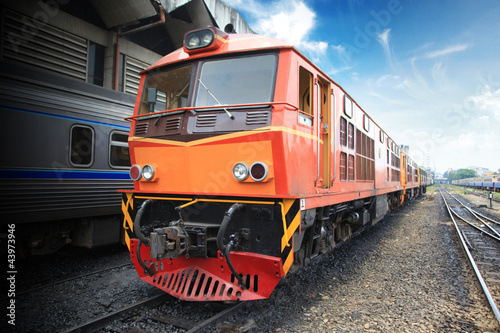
(196, 114, 217, 127)
(134, 122, 149, 135)
(246, 111, 270, 125)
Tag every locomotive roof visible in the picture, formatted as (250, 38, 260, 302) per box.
(143, 33, 294, 72)
(142, 30, 405, 161)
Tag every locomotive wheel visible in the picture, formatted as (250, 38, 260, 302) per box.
(335, 223, 352, 242)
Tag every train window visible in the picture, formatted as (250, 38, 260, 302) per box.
(344, 95, 353, 118)
(348, 123, 354, 149)
(140, 64, 193, 114)
(363, 114, 370, 132)
(348, 154, 355, 181)
(299, 67, 313, 114)
(87, 42, 105, 86)
(109, 131, 130, 168)
(340, 117, 347, 146)
(70, 125, 94, 167)
(196, 54, 277, 107)
(340, 152, 347, 181)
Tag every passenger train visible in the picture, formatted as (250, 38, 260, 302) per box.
(453, 174, 500, 192)
(120, 27, 429, 301)
(0, 62, 135, 254)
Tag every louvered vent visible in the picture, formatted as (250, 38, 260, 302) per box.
(134, 122, 149, 135)
(165, 117, 182, 131)
(246, 111, 270, 125)
(196, 114, 217, 127)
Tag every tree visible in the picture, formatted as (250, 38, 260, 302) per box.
(447, 169, 477, 183)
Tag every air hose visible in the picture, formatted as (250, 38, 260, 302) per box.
(134, 199, 153, 246)
(217, 203, 245, 289)
(137, 240, 154, 277)
(134, 199, 154, 276)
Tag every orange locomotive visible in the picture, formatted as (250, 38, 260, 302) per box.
(120, 27, 426, 301)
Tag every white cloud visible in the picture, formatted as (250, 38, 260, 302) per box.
(224, 0, 329, 63)
(424, 44, 470, 58)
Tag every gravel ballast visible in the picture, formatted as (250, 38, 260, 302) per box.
(6, 190, 500, 332)
(217, 192, 500, 332)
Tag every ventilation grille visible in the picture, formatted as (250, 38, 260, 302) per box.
(165, 116, 182, 131)
(134, 122, 149, 135)
(196, 114, 217, 127)
(150, 267, 259, 301)
(246, 111, 270, 125)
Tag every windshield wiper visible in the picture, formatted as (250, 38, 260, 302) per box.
(198, 79, 235, 120)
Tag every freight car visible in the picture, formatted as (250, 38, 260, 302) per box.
(0, 62, 134, 254)
(120, 27, 427, 301)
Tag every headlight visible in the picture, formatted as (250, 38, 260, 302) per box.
(142, 164, 155, 181)
(185, 29, 214, 50)
(130, 165, 142, 181)
(233, 162, 249, 181)
(250, 162, 268, 181)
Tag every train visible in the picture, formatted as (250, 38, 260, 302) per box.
(120, 27, 430, 301)
(0, 62, 135, 255)
(452, 174, 500, 192)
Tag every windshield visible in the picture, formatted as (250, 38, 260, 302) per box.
(195, 54, 277, 107)
(138, 54, 277, 115)
(139, 64, 193, 115)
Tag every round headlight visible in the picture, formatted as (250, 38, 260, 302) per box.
(250, 162, 268, 181)
(187, 36, 201, 48)
(202, 31, 213, 44)
(233, 163, 249, 181)
(142, 164, 155, 181)
(130, 165, 142, 181)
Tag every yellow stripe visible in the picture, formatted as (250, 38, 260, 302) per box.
(121, 193, 134, 249)
(129, 126, 320, 147)
(283, 250, 294, 274)
(280, 199, 300, 252)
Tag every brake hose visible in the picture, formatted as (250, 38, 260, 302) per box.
(217, 203, 245, 289)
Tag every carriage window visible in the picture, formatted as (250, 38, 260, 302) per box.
(70, 125, 94, 167)
(109, 131, 130, 168)
(344, 95, 353, 118)
(299, 66, 312, 114)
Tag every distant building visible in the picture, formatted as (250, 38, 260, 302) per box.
(467, 166, 491, 177)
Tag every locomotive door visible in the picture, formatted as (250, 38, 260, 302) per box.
(316, 76, 331, 188)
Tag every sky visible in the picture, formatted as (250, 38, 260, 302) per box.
(223, 0, 500, 175)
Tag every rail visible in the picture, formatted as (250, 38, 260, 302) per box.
(438, 187, 500, 325)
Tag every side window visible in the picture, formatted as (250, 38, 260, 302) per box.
(70, 125, 94, 167)
(340, 117, 347, 146)
(340, 152, 347, 181)
(299, 67, 312, 114)
(348, 154, 355, 181)
(109, 131, 130, 168)
(363, 114, 370, 132)
(344, 95, 353, 118)
(348, 122, 354, 149)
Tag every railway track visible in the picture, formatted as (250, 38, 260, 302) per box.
(64, 294, 247, 332)
(438, 187, 500, 326)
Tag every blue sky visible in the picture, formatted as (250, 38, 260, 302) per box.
(224, 0, 500, 174)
